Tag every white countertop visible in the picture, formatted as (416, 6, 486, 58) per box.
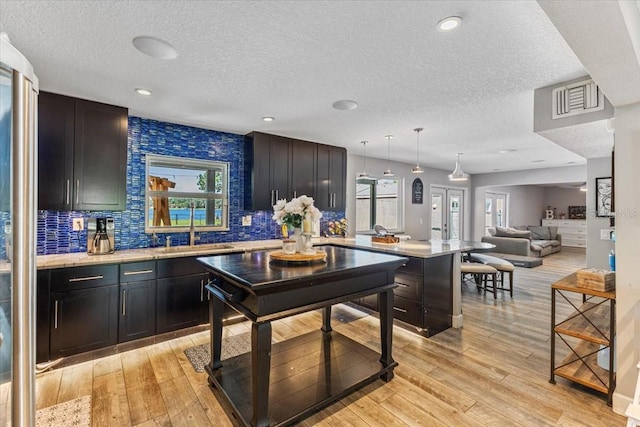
(0, 237, 472, 273)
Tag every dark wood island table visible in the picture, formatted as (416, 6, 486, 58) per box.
(198, 246, 408, 427)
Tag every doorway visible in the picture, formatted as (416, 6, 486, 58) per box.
(484, 191, 507, 235)
(431, 187, 464, 240)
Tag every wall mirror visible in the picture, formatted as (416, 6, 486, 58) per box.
(145, 154, 229, 233)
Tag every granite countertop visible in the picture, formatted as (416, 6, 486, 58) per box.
(0, 236, 473, 273)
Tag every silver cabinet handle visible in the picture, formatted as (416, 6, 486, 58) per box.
(395, 282, 409, 288)
(293, 190, 297, 198)
(275, 190, 279, 201)
(69, 275, 103, 283)
(123, 270, 153, 276)
(122, 290, 126, 316)
(54, 300, 59, 329)
(270, 190, 274, 206)
(65, 179, 70, 205)
(76, 179, 80, 205)
(200, 279, 204, 302)
(393, 307, 407, 313)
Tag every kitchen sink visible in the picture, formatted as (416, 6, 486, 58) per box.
(159, 243, 236, 253)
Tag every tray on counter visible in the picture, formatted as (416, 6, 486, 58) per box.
(269, 250, 327, 264)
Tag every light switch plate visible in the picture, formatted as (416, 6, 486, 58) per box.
(600, 229, 611, 240)
(242, 215, 252, 226)
(72, 217, 84, 231)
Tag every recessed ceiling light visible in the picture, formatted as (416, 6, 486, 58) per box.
(498, 149, 517, 154)
(531, 159, 545, 163)
(262, 117, 275, 122)
(437, 16, 462, 32)
(132, 36, 178, 59)
(135, 88, 152, 96)
(332, 100, 358, 111)
(567, 161, 576, 164)
(493, 168, 501, 171)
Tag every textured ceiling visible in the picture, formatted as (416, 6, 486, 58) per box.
(1, 0, 630, 175)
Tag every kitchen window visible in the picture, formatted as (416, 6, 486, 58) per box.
(356, 178, 402, 232)
(145, 154, 229, 233)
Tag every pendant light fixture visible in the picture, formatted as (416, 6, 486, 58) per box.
(448, 153, 470, 181)
(383, 135, 394, 177)
(411, 128, 424, 174)
(358, 140, 369, 178)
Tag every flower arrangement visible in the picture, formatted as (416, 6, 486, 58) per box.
(327, 218, 348, 237)
(272, 195, 322, 233)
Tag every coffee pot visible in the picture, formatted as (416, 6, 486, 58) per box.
(88, 217, 114, 255)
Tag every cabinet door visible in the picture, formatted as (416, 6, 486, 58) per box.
(38, 92, 75, 210)
(316, 145, 346, 211)
(290, 140, 315, 199)
(423, 255, 453, 334)
(316, 145, 332, 210)
(74, 99, 127, 211)
(330, 147, 347, 210)
(157, 274, 207, 333)
(36, 270, 50, 363)
(119, 280, 156, 343)
(50, 285, 118, 357)
(270, 135, 290, 203)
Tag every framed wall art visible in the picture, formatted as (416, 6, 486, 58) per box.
(568, 205, 586, 219)
(595, 177, 613, 217)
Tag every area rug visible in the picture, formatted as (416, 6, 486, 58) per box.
(184, 333, 253, 373)
(35, 395, 91, 427)
(483, 252, 543, 268)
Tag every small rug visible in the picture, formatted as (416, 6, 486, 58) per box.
(35, 395, 91, 427)
(184, 333, 253, 373)
(483, 252, 543, 268)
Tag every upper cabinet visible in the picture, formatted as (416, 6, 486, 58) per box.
(38, 92, 128, 211)
(316, 144, 346, 211)
(245, 132, 344, 211)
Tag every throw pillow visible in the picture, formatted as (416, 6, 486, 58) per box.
(528, 226, 551, 240)
(495, 226, 531, 239)
(487, 227, 496, 236)
(547, 226, 558, 240)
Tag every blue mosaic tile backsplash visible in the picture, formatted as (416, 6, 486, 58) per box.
(0, 117, 344, 258)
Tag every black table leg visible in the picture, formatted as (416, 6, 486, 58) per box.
(322, 305, 332, 333)
(378, 289, 395, 381)
(208, 294, 224, 370)
(251, 321, 272, 427)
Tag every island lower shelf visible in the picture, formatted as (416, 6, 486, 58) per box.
(205, 329, 396, 427)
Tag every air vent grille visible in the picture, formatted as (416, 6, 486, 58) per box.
(552, 79, 604, 119)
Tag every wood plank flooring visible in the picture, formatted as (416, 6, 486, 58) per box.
(9, 248, 627, 425)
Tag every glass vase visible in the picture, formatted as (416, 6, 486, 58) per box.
(292, 227, 304, 253)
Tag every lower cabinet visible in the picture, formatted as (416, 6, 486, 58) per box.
(50, 284, 119, 357)
(157, 257, 208, 334)
(119, 261, 156, 343)
(49, 264, 119, 358)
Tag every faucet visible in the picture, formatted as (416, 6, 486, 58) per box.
(189, 201, 200, 246)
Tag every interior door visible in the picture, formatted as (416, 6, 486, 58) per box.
(431, 187, 465, 240)
(484, 192, 507, 235)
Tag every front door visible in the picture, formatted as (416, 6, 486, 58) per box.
(431, 187, 464, 240)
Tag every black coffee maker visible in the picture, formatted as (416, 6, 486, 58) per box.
(87, 217, 114, 255)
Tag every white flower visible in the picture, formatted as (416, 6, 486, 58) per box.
(273, 199, 286, 212)
(298, 195, 313, 207)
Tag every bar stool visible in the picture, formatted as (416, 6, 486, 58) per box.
(460, 262, 498, 298)
(469, 253, 515, 297)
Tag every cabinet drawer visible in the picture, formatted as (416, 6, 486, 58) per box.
(394, 273, 422, 301)
(392, 295, 422, 326)
(157, 257, 205, 278)
(120, 261, 156, 282)
(397, 257, 423, 275)
(51, 264, 118, 291)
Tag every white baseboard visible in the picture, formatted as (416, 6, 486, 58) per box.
(613, 391, 632, 416)
(452, 314, 463, 328)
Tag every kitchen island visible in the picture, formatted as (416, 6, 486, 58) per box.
(199, 246, 407, 427)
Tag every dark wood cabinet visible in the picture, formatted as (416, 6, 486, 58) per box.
(245, 132, 345, 211)
(49, 264, 119, 358)
(36, 270, 50, 363)
(119, 261, 156, 343)
(38, 91, 128, 211)
(50, 284, 118, 357)
(316, 144, 347, 211)
(245, 132, 291, 210)
(290, 140, 316, 199)
(156, 257, 207, 333)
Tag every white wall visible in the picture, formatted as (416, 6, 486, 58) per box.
(612, 103, 640, 412)
(543, 187, 587, 217)
(586, 157, 614, 269)
(346, 153, 471, 241)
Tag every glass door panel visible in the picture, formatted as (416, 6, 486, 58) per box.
(448, 189, 463, 240)
(431, 187, 464, 240)
(484, 192, 507, 235)
(430, 191, 444, 240)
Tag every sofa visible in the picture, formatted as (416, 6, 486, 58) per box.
(481, 226, 561, 258)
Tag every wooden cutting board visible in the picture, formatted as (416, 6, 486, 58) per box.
(269, 250, 327, 263)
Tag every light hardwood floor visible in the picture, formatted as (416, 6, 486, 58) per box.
(11, 248, 629, 425)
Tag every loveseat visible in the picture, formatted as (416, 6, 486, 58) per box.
(481, 226, 561, 258)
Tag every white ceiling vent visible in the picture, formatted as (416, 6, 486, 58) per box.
(552, 78, 604, 119)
